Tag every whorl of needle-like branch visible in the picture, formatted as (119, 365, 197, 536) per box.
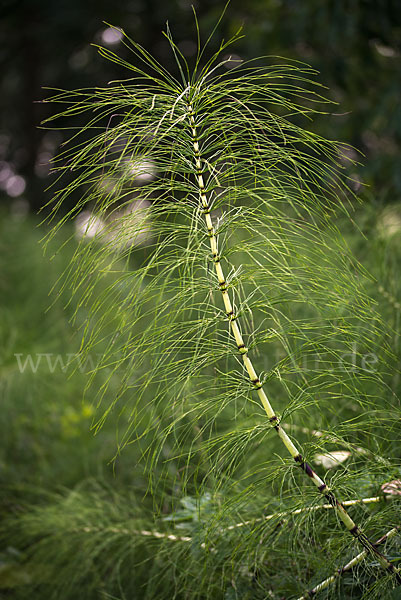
(37, 20, 401, 599)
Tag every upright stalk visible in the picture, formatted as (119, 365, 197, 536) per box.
(186, 100, 399, 577)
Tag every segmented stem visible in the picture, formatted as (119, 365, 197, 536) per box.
(186, 101, 399, 577)
(75, 498, 396, 560)
(227, 495, 395, 530)
(75, 525, 195, 544)
(297, 527, 399, 599)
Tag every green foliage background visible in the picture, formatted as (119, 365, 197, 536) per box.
(2, 200, 401, 599)
(1, 0, 400, 209)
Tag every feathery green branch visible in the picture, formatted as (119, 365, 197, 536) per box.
(35, 19, 401, 599)
(297, 527, 399, 600)
(186, 97, 399, 577)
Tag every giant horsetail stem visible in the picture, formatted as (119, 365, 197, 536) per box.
(297, 527, 400, 600)
(185, 99, 400, 579)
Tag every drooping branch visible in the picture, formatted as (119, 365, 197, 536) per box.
(227, 494, 396, 530)
(297, 527, 399, 600)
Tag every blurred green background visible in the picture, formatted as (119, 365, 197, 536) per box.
(0, 1, 401, 597)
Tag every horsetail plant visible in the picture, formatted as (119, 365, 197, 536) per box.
(27, 16, 401, 600)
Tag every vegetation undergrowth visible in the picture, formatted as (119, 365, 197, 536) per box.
(1, 12, 401, 600)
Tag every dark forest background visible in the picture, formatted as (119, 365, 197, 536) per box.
(1, 0, 400, 213)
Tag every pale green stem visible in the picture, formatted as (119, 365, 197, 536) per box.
(75, 495, 395, 542)
(186, 101, 399, 576)
(227, 495, 393, 530)
(297, 527, 399, 600)
(75, 521, 399, 597)
(76, 525, 194, 543)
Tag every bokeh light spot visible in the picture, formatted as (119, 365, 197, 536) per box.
(6, 175, 26, 197)
(101, 27, 123, 46)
